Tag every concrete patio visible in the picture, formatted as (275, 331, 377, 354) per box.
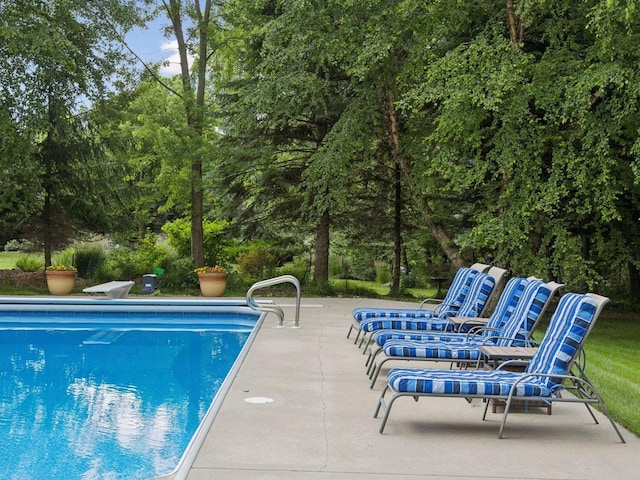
(186, 297, 638, 480)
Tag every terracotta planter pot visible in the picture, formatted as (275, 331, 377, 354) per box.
(197, 273, 228, 297)
(45, 270, 77, 295)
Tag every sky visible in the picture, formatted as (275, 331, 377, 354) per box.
(125, 17, 194, 77)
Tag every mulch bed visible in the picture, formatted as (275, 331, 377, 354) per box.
(0, 270, 86, 289)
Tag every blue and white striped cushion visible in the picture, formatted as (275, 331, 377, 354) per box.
(494, 279, 552, 346)
(451, 272, 496, 319)
(526, 293, 597, 388)
(481, 277, 528, 331)
(360, 318, 453, 333)
(353, 308, 437, 322)
(388, 368, 552, 397)
(359, 272, 494, 334)
(386, 293, 599, 399)
(378, 279, 551, 359)
(383, 339, 483, 361)
(372, 277, 527, 346)
(352, 268, 478, 322)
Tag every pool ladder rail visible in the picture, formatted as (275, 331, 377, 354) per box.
(246, 275, 301, 328)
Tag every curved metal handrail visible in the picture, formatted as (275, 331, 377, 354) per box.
(246, 275, 301, 327)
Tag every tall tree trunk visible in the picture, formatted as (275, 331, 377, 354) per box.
(165, 0, 211, 267)
(381, 86, 464, 269)
(43, 192, 52, 268)
(506, 0, 525, 44)
(313, 210, 330, 284)
(391, 160, 402, 293)
(629, 263, 640, 303)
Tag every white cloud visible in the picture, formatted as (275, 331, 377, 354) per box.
(159, 40, 194, 76)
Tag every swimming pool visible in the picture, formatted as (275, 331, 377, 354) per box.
(0, 297, 266, 480)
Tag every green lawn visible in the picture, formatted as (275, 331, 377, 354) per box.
(329, 278, 436, 299)
(582, 313, 640, 437)
(0, 252, 20, 269)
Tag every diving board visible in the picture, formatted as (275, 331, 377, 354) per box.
(83, 281, 135, 299)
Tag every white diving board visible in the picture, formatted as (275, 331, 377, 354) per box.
(83, 281, 135, 299)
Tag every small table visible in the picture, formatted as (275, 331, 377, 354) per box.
(478, 345, 538, 368)
(478, 345, 550, 414)
(430, 277, 447, 298)
(447, 316, 490, 332)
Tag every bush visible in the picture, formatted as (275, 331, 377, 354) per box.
(236, 246, 278, 278)
(101, 247, 147, 281)
(376, 265, 391, 284)
(74, 244, 107, 279)
(15, 255, 44, 272)
(136, 231, 172, 271)
(162, 217, 231, 266)
(351, 253, 376, 281)
(275, 261, 309, 285)
(158, 255, 199, 292)
(4, 239, 38, 252)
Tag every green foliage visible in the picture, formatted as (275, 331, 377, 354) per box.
(15, 255, 44, 272)
(74, 244, 107, 279)
(4, 239, 38, 252)
(375, 264, 392, 285)
(162, 217, 230, 266)
(53, 249, 76, 269)
(275, 260, 309, 285)
(351, 252, 377, 282)
(236, 246, 278, 278)
(156, 254, 199, 292)
(98, 247, 146, 281)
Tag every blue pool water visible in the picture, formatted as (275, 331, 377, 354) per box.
(0, 300, 262, 480)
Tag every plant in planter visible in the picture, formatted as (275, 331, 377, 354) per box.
(194, 266, 229, 297)
(45, 265, 77, 295)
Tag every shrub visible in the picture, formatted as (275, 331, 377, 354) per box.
(275, 261, 309, 285)
(351, 253, 376, 281)
(162, 217, 230, 266)
(4, 239, 38, 252)
(74, 244, 107, 279)
(136, 231, 172, 271)
(15, 255, 44, 272)
(236, 246, 278, 278)
(102, 247, 146, 280)
(376, 265, 391, 284)
(159, 255, 199, 291)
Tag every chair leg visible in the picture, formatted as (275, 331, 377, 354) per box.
(482, 397, 491, 420)
(370, 358, 390, 388)
(498, 394, 514, 439)
(374, 385, 399, 434)
(366, 346, 383, 374)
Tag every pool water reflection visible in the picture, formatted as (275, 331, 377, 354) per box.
(0, 320, 253, 479)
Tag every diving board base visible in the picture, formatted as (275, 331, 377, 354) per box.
(83, 281, 135, 299)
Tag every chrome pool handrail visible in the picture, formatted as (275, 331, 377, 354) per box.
(246, 275, 301, 327)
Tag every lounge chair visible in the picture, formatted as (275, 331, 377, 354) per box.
(364, 276, 529, 373)
(356, 268, 505, 351)
(373, 292, 625, 442)
(347, 263, 490, 342)
(367, 279, 562, 387)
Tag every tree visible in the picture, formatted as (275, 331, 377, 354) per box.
(0, 0, 143, 264)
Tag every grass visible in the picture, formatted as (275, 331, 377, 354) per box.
(582, 313, 640, 437)
(329, 278, 435, 299)
(530, 309, 640, 438)
(0, 252, 20, 269)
